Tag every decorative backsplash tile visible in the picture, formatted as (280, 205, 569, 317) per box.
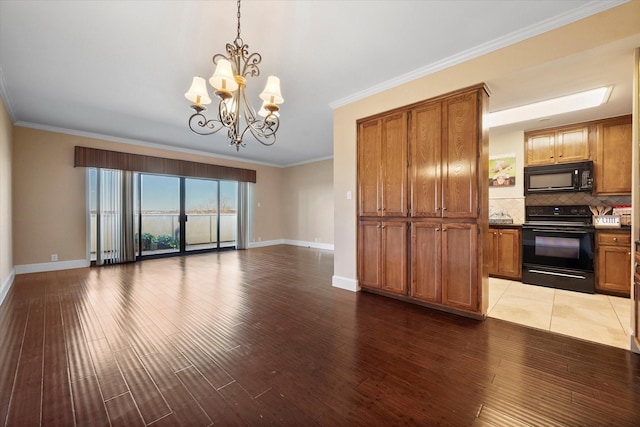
(489, 198, 525, 224)
(525, 193, 631, 207)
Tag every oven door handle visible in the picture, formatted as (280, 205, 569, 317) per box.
(529, 228, 590, 234)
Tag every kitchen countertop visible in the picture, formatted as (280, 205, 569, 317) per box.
(488, 223, 522, 229)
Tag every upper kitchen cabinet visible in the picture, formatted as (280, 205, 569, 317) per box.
(358, 111, 408, 217)
(525, 125, 590, 166)
(594, 115, 632, 195)
(410, 90, 482, 218)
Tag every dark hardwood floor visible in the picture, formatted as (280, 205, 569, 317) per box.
(1, 245, 639, 426)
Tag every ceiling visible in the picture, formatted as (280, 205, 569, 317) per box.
(0, 0, 637, 167)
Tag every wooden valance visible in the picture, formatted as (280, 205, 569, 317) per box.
(74, 146, 256, 183)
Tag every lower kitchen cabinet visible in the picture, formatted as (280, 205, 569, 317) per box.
(411, 222, 479, 312)
(488, 227, 522, 280)
(442, 223, 479, 312)
(358, 220, 408, 295)
(596, 230, 631, 297)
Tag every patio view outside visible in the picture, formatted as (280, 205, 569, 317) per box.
(90, 170, 238, 259)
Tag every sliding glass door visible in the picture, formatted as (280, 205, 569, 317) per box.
(89, 169, 243, 262)
(185, 178, 218, 251)
(137, 174, 237, 258)
(139, 174, 181, 256)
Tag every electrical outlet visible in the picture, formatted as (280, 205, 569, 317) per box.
(51, 253, 58, 262)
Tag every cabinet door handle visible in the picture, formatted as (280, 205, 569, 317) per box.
(442, 207, 447, 211)
(613, 237, 618, 241)
(442, 228, 447, 232)
(435, 228, 440, 232)
(499, 232, 503, 236)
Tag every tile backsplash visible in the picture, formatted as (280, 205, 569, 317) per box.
(489, 197, 525, 224)
(525, 193, 631, 207)
(489, 193, 630, 225)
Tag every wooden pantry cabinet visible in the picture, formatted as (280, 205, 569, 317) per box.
(357, 84, 489, 318)
(357, 111, 408, 217)
(358, 220, 408, 295)
(411, 222, 479, 311)
(410, 92, 480, 219)
(525, 125, 590, 166)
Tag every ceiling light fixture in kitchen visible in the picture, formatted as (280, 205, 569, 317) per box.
(487, 86, 612, 128)
(184, 0, 283, 151)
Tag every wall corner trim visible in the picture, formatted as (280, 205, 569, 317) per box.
(0, 268, 16, 307)
(15, 259, 90, 275)
(332, 275, 360, 292)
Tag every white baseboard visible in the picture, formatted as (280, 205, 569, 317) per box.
(248, 239, 335, 250)
(0, 268, 15, 307)
(284, 239, 334, 251)
(332, 275, 360, 292)
(630, 331, 640, 354)
(248, 239, 286, 248)
(15, 259, 90, 275)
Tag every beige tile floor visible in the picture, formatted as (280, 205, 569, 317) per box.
(488, 278, 632, 349)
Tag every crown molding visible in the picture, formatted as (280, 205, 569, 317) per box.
(14, 121, 334, 169)
(13, 121, 286, 168)
(329, 0, 628, 109)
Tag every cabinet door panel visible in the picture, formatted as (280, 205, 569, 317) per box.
(411, 222, 441, 303)
(595, 120, 632, 195)
(410, 102, 442, 217)
(442, 223, 478, 312)
(358, 221, 381, 288)
(497, 229, 521, 278)
(526, 133, 554, 165)
(382, 222, 408, 295)
(358, 120, 381, 216)
(442, 93, 478, 218)
(381, 112, 408, 217)
(555, 127, 588, 163)
(597, 245, 631, 295)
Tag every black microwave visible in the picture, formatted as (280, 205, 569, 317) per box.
(524, 160, 593, 195)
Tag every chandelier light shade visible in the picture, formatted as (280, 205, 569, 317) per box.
(185, 0, 283, 151)
(185, 77, 212, 107)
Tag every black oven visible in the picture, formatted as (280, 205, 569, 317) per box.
(522, 206, 595, 293)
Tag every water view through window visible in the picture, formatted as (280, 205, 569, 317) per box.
(90, 169, 238, 260)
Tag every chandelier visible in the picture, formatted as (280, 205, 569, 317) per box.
(184, 0, 283, 151)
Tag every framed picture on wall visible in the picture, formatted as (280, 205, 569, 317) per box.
(489, 154, 516, 187)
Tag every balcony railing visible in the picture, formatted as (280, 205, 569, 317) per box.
(91, 212, 237, 258)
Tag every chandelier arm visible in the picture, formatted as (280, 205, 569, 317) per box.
(218, 98, 236, 128)
(244, 115, 279, 146)
(188, 112, 224, 136)
(241, 52, 261, 78)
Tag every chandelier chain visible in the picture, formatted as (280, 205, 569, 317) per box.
(236, 0, 241, 41)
